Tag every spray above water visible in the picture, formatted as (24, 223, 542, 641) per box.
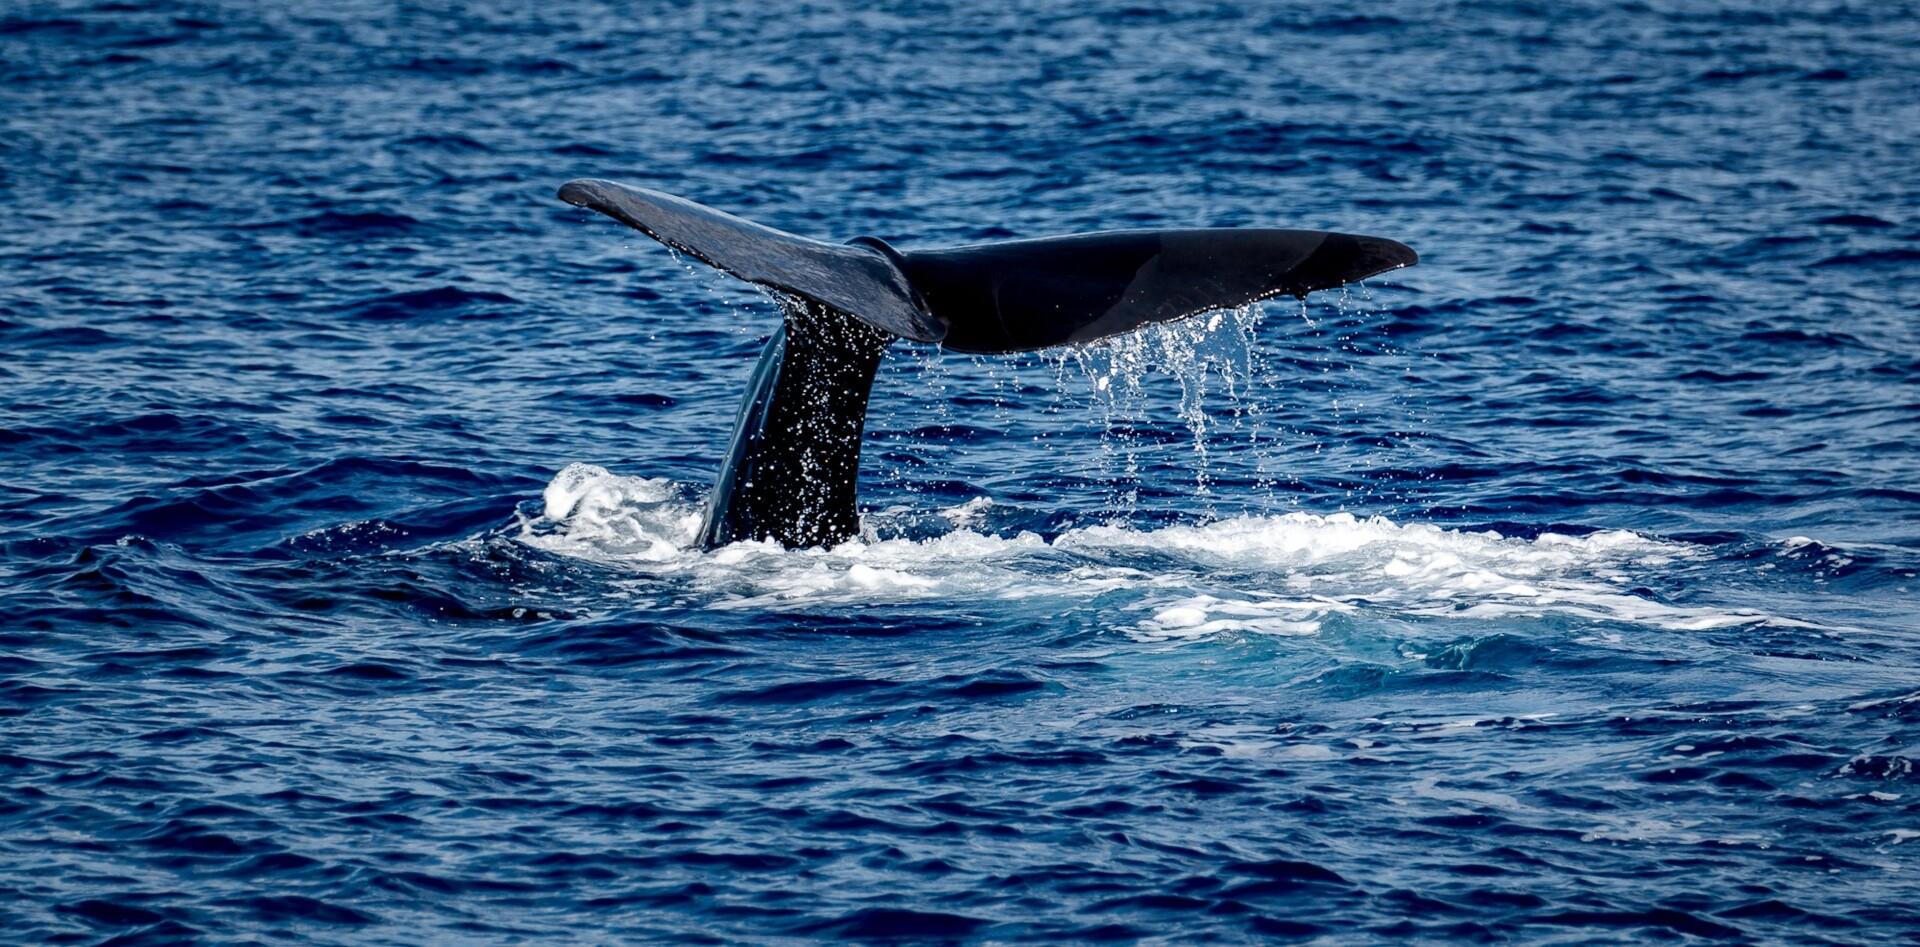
(943, 284, 1418, 515)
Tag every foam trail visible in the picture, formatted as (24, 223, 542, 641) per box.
(518, 465, 1788, 635)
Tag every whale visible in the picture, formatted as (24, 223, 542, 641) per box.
(558, 179, 1416, 549)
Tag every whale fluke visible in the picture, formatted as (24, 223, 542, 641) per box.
(558, 178, 1416, 548)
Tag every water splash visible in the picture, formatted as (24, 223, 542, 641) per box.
(1014, 287, 1423, 514)
(517, 465, 1787, 636)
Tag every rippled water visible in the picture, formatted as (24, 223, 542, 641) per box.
(4, 0, 1919, 942)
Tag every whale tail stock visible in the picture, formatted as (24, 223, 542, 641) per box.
(557, 178, 1416, 548)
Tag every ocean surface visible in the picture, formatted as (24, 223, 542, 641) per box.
(4, 0, 1919, 942)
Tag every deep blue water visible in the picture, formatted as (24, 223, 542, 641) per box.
(4, 0, 1919, 942)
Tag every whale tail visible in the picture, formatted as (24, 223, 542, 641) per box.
(558, 178, 1416, 547)
(558, 178, 1415, 354)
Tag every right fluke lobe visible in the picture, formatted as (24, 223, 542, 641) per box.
(896, 228, 1417, 354)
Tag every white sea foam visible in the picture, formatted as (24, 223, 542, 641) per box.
(532, 463, 700, 563)
(518, 464, 1780, 635)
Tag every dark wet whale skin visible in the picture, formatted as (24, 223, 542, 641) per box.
(699, 305, 892, 549)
